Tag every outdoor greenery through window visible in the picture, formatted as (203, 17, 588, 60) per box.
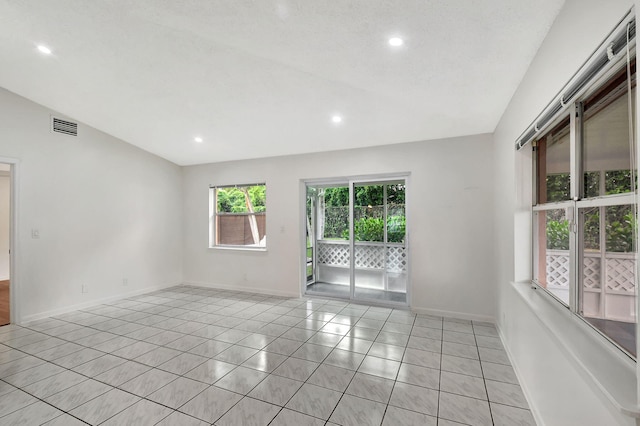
(211, 184, 266, 248)
(318, 184, 406, 243)
(532, 61, 637, 357)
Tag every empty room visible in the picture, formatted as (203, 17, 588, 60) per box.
(0, 0, 638, 425)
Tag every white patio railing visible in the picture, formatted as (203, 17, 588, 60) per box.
(316, 240, 407, 272)
(546, 249, 636, 322)
(314, 240, 407, 291)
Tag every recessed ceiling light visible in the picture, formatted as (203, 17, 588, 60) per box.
(194, 137, 203, 143)
(331, 115, 343, 124)
(388, 37, 404, 47)
(37, 45, 52, 55)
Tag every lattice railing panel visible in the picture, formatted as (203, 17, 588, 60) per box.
(317, 243, 349, 267)
(547, 251, 635, 293)
(387, 246, 407, 272)
(583, 256, 601, 289)
(355, 245, 384, 269)
(606, 258, 636, 293)
(547, 253, 570, 287)
(317, 242, 406, 271)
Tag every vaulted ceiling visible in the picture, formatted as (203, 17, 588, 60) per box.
(0, 0, 565, 165)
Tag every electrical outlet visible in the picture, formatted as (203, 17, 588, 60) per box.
(122, 278, 128, 286)
(81, 284, 88, 294)
(31, 229, 40, 239)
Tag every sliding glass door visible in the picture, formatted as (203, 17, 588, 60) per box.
(304, 177, 408, 306)
(305, 183, 352, 299)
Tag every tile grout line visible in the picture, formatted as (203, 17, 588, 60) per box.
(0, 287, 527, 426)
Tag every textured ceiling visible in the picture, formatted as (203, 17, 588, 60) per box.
(0, 0, 564, 165)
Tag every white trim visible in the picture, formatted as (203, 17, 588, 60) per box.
(496, 318, 545, 426)
(209, 184, 267, 250)
(575, 192, 636, 208)
(21, 282, 179, 325)
(509, 280, 639, 418)
(411, 307, 494, 323)
(208, 246, 267, 252)
(299, 180, 308, 298)
(532, 200, 574, 211)
(183, 280, 300, 299)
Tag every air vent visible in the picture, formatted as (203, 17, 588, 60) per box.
(52, 117, 78, 136)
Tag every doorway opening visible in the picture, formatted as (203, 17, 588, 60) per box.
(0, 163, 10, 326)
(304, 177, 408, 306)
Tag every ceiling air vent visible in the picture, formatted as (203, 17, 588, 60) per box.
(51, 117, 78, 136)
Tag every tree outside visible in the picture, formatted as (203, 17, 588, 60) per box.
(217, 185, 265, 213)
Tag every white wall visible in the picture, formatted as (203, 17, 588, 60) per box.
(493, 0, 637, 424)
(0, 87, 183, 323)
(0, 173, 9, 281)
(183, 134, 496, 320)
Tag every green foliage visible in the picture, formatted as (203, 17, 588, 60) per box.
(548, 170, 636, 200)
(347, 217, 384, 242)
(217, 185, 265, 213)
(606, 209, 636, 252)
(545, 174, 570, 202)
(547, 206, 637, 253)
(323, 184, 406, 207)
(339, 215, 406, 243)
(545, 170, 637, 253)
(324, 206, 349, 239)
(605, 170, 635, 195)
(582, 208, 600, 251)
(317, 184, 406, 242)
(546, 219, 569, 250)
(387, 215, 406, 243)
(583, 171, 600, 198)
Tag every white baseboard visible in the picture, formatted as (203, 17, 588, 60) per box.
(411, 306, 495, 323)
(182, 281, 301, 299)
(21, 282, 180, 325)
(496, 322, 545, 426)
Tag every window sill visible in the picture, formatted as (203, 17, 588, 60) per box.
(510, 280, 639, 418)
(208, 246, 267, 252)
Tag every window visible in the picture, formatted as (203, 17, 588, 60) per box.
(532, 61, 637, 358)
(210, 183, 266, 249)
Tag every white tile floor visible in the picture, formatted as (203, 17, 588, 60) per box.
(0, 285, 536, 425)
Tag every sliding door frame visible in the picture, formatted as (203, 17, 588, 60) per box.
(300, 173, 411, 308)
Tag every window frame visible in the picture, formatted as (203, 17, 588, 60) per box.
(531, 57, 637, 359)
(209, 183, 267, 251)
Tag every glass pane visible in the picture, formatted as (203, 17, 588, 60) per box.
(583, 85, 636, 197)
(579, 204, 637, 357)
(580, 207, 601, 320)
(387, 183, 406, 244)
(353, 184, 385, 299)
(534, 208, 570, 305)
(322, 187, 350, 240)
(306, 185, 351, 298)
(385, 183, 407, 297)
(535, 118, 571, 204)
(584, 171, 600, 198)
(353, 182, 406, 304)
(215, 185, 266, 247)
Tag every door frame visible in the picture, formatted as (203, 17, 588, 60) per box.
(300, 173, 411, 308)
(0, 157, 20, 325)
